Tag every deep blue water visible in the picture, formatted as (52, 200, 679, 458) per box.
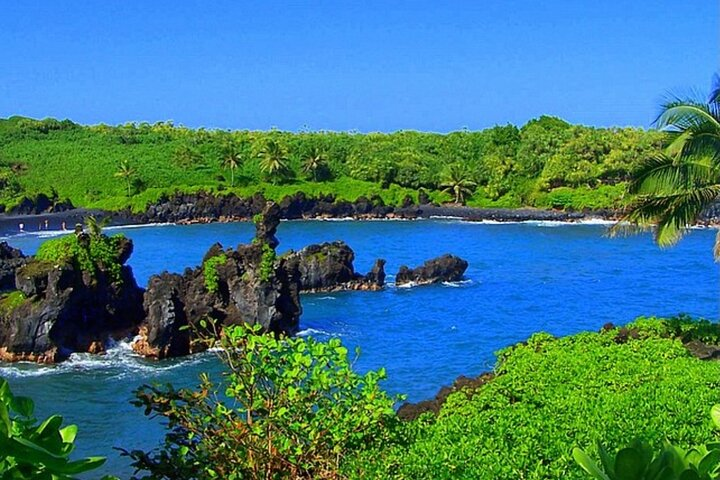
(1, 219, 718, 477)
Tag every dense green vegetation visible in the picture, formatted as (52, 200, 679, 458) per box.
(35, 231, 126, 284)
(343, 317, 720, 479)
(0, 115, 665, 213)
(124, 323, 399, 479)
(109, 316, 720, 479)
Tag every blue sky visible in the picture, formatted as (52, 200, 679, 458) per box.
(0, 1, 717, 132)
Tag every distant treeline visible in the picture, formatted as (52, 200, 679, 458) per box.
(0, 115, 665, 213)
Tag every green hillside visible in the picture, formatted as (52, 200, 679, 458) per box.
(0, 116, 665, 213)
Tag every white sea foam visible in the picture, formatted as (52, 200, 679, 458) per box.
(0, 339, 207, 379)
(297, 328, 335, 337)
(317, 296, 336, 300)
(105, 222, 175, 231)
(442, 279, 474, 287)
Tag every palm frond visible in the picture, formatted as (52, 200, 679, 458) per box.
(620, 185, 720, 247)
(656, 103, 720, 132)
(710, 73, 720, 105)
(628, 154, 719, 195)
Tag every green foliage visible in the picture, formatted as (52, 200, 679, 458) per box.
(35, 232, 126, 284)
(0, 291, 27, 315)
(124, 323, 400, 479)
(533, 184, 631, 210)
(617, 77, 720, 257)
(574, 438, 720, 480)
(346, 317, 720, 479)
(202, 254, 227, 293)
(0, 377, 113, 479)
(0, 115, 667, 213)
(439, 163, 477, 205)
(259, 243, 276, 283)
(114, 159, 137, 197)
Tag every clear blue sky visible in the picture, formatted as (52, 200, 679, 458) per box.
(0, 1, 717, 132)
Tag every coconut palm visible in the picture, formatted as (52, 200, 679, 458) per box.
(440, 164, 477, 205)
(258, 139, 289, 182)
(84, 215, 110, 237)
(222, 145, 242, 187)
(302, 147, 326, 182)
(114, 159, 136, 196)
(616, 76, 720, 258)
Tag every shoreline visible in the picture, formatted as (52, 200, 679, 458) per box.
(1, 204, 718, 239)
(0, 202, 619, 237)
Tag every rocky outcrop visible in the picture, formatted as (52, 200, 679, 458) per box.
(134, 203, 302, 359)
(0, 234, 144, 363)
(289, 241, 386, 292)
(0, 242, 27, 292)
(397, 372, 495, 421)
(395, 254, 468, 286)
(8, 193, 74, 215)
(128, 191, 403, 224)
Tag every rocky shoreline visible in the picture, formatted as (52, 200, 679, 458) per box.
(4, 190, 720, 238)
(0, 202, 470, 363)
(0, 191, 622, 236)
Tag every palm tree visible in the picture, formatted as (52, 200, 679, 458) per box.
(302, 147, 326, 182)
(222, 145, 242, 187)
(440, 164, 477, 205)
(84, 215, 110, 237)
(615, 76, 720, 258)
(114, 160, 136, 196)
(258, 139, 289, 182)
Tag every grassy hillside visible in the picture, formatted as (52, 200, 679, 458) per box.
(0, 116, 665, 213)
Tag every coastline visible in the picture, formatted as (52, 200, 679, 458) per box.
(3, 200, 718, 239)
(0, 197, 620, 237)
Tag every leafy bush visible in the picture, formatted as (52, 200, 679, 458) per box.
(346, 317, 720, 479)
(574, 438, 720, 480)
(202, 253, 227, 293)
(0, 377, 112, 479)
(123, 323, 400, 479)
(258, 243, 276, 282)
(35, 233, 126, 284)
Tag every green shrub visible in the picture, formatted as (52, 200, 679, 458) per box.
(258, 243, 276, 283)
(0, 377, 114, 479)
(123, 323, 400, 479)
(346, 317, 720, 479)
(35, 233, 126, 284)
(202, 254, 227, 293)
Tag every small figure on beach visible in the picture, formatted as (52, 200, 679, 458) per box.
(44, 219, 49, 230)
(18, 223, 24, 232)
(61, 221, 67, 231)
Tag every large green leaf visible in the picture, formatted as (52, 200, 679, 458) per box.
(614, 447, 647, 480)
(573, 447, 611, 480)
(710, 405, 720, 430)
(10, 396, 34, 418)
